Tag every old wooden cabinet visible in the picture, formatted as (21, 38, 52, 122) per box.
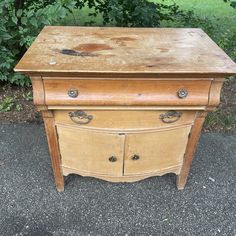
(15, 26, 236, 191)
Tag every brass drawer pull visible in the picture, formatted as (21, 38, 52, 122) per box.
(131, 155, 140, 161)
(177, 88, 188, 98)
(68, 88, 78, 98)
(109, 156, 117, 162)
(69, 110, 93, 125)
(159, 110, 182, 123)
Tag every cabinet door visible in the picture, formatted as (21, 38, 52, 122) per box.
(124, 126, 191, 176)
(57, 125, 125, 176)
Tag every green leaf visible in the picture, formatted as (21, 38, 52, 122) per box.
(21, 17, 27, 25)
(30, 18, 38, 27)
(11, 15, 18, 24)
(16, 9, 23, 17)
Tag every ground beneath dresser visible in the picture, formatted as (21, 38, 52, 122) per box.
(0, 124, 235, 236)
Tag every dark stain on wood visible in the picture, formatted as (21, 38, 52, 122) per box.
(73, 43, 113, 52)
(60, 49, 97, 57)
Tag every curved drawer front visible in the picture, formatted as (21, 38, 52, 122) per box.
(43, 79, 211, 106)
(54, 110, 196, 132)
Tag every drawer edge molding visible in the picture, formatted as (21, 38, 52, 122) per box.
(56, 123, 194, 134)
(48, 105, 207, 111)
(62, 165, 181, 182)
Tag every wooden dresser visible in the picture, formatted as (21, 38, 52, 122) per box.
(15, 26, 236, 191)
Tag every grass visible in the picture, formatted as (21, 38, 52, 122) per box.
(154, 0, 236, 32)
(63, 1, 236, 27)
(153, 0, 235, 18)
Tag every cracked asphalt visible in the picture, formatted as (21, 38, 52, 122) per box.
(0, 124, 235, 236)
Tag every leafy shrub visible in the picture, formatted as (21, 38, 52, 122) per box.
(85, 0, 182, 27)
(0, 96, 14, 112)
(0, 0, 76, 86)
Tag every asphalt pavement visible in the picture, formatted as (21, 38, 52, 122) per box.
(0, 124, 235, 236)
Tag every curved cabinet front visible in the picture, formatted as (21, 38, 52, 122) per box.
(57, 125, 125, 177)
(56, 122, 192, 181)
(123, 126, 191, 176)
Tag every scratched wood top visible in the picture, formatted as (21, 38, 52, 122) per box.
(15, 26, 236, 77)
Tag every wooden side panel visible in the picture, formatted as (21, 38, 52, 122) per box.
(54, 110, 196, 132)
(176, 111, 207, 190)
(31, 76, 45, 105)
(123, 126, 191, 175)
(43, 79, 211, 106)
(208, 79, 224, 110)
(41, 110, 64, 192)
(57, 125, 125, 177)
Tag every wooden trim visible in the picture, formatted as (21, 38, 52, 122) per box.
(207, 78, 224, 110)
(20, 71, 236, 78)
(43, 77, 214, 81)
(35, 105, 48, 111)
(42, 110, 64, 192)
(48, 105, 207, 111)
(55, 123, 194, 134)
(62, 165, 181, 182)
(31, 76, 45, 106)
(176, 111, 207, 190)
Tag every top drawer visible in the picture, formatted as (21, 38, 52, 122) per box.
(43, 78, 211, 106)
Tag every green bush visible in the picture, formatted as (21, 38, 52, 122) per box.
(86, 0, 182, 27)
(0, 0, 76, 86)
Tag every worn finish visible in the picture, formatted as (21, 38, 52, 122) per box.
(41, 111, 64, 191)
(15, 26, 236, 77)
(123, 126, 191, 176)
(54, 110, 196, 132)
(57, 125, 125, 177)
(44, 79, 211, 106)
(14, 26, 236, 191)
(176, 111, 207, 190)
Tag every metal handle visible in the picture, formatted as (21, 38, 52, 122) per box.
(159, 110, 182, 123)
(131, 155, 140, 161)
(109, 156, 117, 162)
(177, 88, 188, 99)
(69, 110, 93, 125)
(68, 88, 78, 98)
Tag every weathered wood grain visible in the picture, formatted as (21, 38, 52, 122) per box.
(15, 27, 236, 77)
(43, 79, 211, 106)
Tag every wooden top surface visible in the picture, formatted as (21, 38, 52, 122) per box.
(15, 26, 236, 77)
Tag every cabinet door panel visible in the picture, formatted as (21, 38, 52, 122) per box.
(57, 125, 125, 176)
(124, 126, 191, 175)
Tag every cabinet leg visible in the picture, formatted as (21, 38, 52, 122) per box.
(176, 111, 207, 190)
(42, 110, 64, 192)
